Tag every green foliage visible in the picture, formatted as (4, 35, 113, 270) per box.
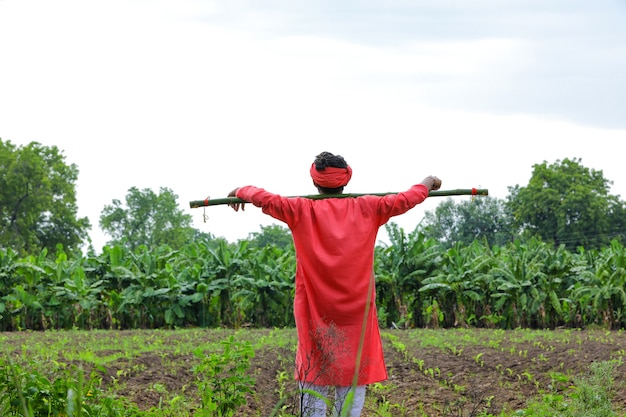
(375, 224, 440, 328)
(569, 360, 621, 417)
(420, 240, 495, 328)
(490, 238, 551, 329)
(2, 232, 626, 331)
(421, 196, 516, 249)
(519, 360, 622, 417)
(2, 328, 626, 416)
(246, 224, 294, 251)
(507, 158, 623, 251)
(192, 335, 255, 416)
(0, 139, 91, 255)
(99, 186, 196, 251)
(0, 355, 133, 417)
(570, 240, 626, 329)
(233, 244, 295, 327)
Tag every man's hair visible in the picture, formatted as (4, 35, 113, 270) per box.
(313, 151, 348, 194)
(313, 151, 348, 170)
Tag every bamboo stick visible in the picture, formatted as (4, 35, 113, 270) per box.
(189, 188, 488, 208)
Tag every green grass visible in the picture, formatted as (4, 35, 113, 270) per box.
(1, 328, 625, 417)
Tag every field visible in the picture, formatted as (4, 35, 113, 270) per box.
(2, 327, 626, 416)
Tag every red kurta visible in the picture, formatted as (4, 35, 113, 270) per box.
(236, 184, 430, 386)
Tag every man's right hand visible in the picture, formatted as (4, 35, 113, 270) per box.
(228, 188, 245, 211)
(422, 176, 442, 191)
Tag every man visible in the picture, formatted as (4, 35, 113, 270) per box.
(228, 151, 441, 416)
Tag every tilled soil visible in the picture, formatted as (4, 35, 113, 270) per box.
(3, 328, 626, 416)
(236, 329, 626, 416)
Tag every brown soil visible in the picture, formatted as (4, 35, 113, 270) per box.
(233, 329, 626, 416)
(4, 328, 626, 416)
(101, 329, 626, 416)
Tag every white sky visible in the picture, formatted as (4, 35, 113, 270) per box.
(1, 0, 625, 251)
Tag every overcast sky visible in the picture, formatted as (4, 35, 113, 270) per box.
(1, 0, 625, 251)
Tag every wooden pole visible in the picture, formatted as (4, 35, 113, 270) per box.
(189, 188, 488, 208)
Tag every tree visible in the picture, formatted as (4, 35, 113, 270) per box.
(507, 158, 622, 251)
(607, 199, 626, 245)
(99, 187, 195, 250)
(246, 224, 293, 250)
(420, 196, 516, 249)
(0, 139, 91, 254)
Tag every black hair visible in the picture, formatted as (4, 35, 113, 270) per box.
(313, 151, 348, 170)
(313, 151, 349, 194)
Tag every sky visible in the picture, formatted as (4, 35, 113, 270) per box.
(1, 0, 625, 252)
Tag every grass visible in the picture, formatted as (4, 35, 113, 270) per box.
(1, 328, 625, 416)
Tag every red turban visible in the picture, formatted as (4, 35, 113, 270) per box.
(310, 163, 353, 188)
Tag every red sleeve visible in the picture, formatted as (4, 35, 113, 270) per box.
(235, 185, 299, 224)
(375, 183, 430, 220)
(236, 183, 429, 226)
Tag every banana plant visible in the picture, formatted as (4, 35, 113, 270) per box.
(54, 265, 105, 329)
(375, 224, 441, 328)
(7, 248, 51, 329)
(535, 243, 583, 328)
(176, 240, 219, 327)
(126, 245, 180, 327)
(99, 244, 140, 328)
(0, 247, 21, 329)
(490, 239, 547, 328)
(232, 245, 295, 327)
(420, 241, 494, 327)
(571, 240, 626, 329)
(206, 239, 251, 327)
